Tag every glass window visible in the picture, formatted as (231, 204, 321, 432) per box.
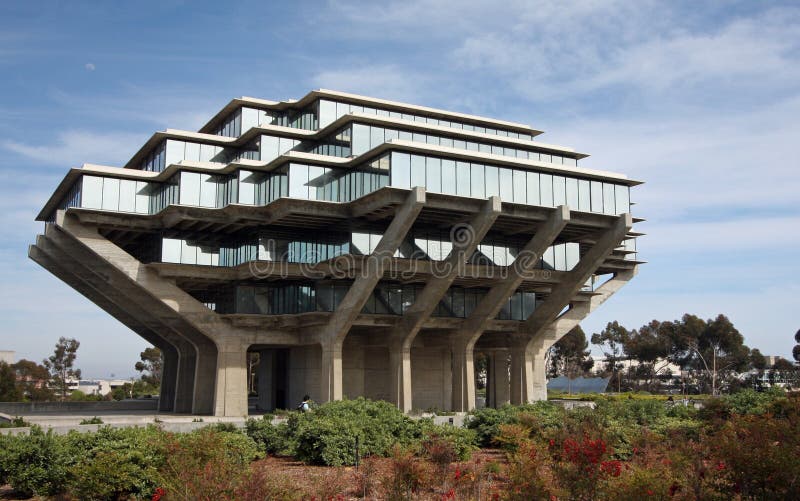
(239, 170, 257, 204)
(615, 185, 630, 214)
(199, 144, 215, 162)
(351, 124, 370, 155)
(398, 130, 412, 141)
(390, 152, 411, 188)
(554, 244, 566, 270)
(184, 142, 200, 162)
(540, 153, 552, 163)
(162, 238, 181, 263)
(542, 246, 555, 270)
(351, 233, 371, 254)
(537, 174, 551, 207)
(499, 168, 513, 201)
(513, 170, 526, 203)
(369, 126, 384, 149)
(426, 157, 441, 193)
(410, 155, 426, 188)
(199, 174, 216, 207)
(485, 165, 499, 197)
(165, 140, 184, 167)
(526, 172, 540, 205)
(553, 176, 566, 206)
(456, 161, 471, 196)
(318, 99, 337, 128)
(289, 163, 309, 199)
(101, 177, 119, 211)
(119, 179, 136, 212)
(260, 135, 280, 162)
(603, 183, 616, 215)
(470, 163, 485, 198)
(578, 179, 591, 212)
(565, 243, 579, 270)
(135, 181, 149, 214)
(241, 107, 259, 132)
(181, 240, 196, 265)
(590, 181, 603, 213)
(180, 172, 200, 205)
(441, 159, 456, 194)
(385, 128, 399, 142)
(566, 178, 579, 209)
(308, 166, 326, 200)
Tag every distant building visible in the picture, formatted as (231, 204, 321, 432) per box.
(66, 378, 130, 396)
(0, 351, 15, 364)
(765, 355, 788, 367)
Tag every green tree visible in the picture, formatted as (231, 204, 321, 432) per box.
(134, 347, 162, 387)
(624, 320, 672, 391)
(591, 321, 630, 391)
(0, 361, 21, 401)
(793, 329, 800, 364)
(548, 326, 594, 380)
(12, 359, 54, 401)
(43, 337, 81, 400)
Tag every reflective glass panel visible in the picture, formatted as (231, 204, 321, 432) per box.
(390, 152, 411, 188)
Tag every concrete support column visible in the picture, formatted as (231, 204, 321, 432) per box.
(158, 345, 178, 412)
(174, 345, 197, 413)
(212, 340, 249, 417)
(491, 350, 511, 407)
(451, 338, 475, 412)
(257, 349, 275, 411)
(319, 341, 343, 403)
(486, 352, 496, 408)
(529, 342, 550, 402)
(194, 347, 219, 415)
(389, 343, 412, 412)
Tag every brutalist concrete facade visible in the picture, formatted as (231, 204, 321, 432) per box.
(31, 90, 642, 416)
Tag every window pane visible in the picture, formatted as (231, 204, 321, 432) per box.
(184, 142, 200, 162)
(590, 181, 603, 213)
(441, 159, 456, 194)
(289, 163, 309, 199)
(165, 140, 184, 167)
(426, 157, 441, 193)
(578, 179, 591, 211)
(318, 99, 337, 128)
(260, 135, 280, 162)
(603, 183, 616, 215)
(410, 154, 426, 188)
(513, 169, 526, 203)
(526, 172, 540, 205)
(199, 174, 216, 207)
(101, 177, 119, 210)
(369, 126, 384, 149)
(456, 161, 471, 196)
(553, 176, 566, 206)
(498, 169, 512, 202)
(554, 243, 566, 270)
(615, 184, 630, 214)
(566, 178, 579, 209)
(351, 124, 370, 155)
(391, 152, 411, 188)
(540, 174, 553, 207)
(351, 233, 371, 254)
(308, 166, 326, 200)
(239, 170, 257, 204)
(565, 242, 579, 270)
(180, 172, 200, 205)
(162, 238, 181, 263)
(119, 180, 136, 212)
(135, 181, 150, 214)
(470, 163, 485, 198)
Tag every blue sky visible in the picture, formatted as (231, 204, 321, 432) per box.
(1, 1, 798, 378)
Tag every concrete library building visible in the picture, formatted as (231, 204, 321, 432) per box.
(30, 90, 641, 416)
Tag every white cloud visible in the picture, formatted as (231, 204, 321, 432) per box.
(2, 130, 144, 167)
(310, 64, 433, 105)
(85, 62, 95, 71)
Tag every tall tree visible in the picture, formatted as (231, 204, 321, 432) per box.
(548, 325, 594, 379)
(624, 320, 672, 391)
(134, 347, 162, 387)
(12, 359, 54, 401)
(591, 321, 630, 391)
(0, 361, 21, 401)
(793, 329, 800, 364)
(43, 337, 81, 400)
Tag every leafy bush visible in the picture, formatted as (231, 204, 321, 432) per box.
(418, 423, 477, 463)
(723, 387, 785, 415)
(79, 416, 104, 425)
(245, 417, 294, 455)
(290, 398, 421, 466)
(0, 426, 68, 497)
(466, 402, 565, 447)
(0, 416, 29, 428)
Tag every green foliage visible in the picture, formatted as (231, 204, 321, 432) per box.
(417, 423, 478, 462)
(69, 389, 104, 402)
(722, 387, 786, 415)
(79, 416, 104, 425)
(0, 426, 68, 497)
(0, 416, 29, 428)
(466, 401, 565, 447)
(290, 397, 421, 466)
(245, 416, 294, 455)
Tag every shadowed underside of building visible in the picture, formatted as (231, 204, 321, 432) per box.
(30, 90, 642, 416)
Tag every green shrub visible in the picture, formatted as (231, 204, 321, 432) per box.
(466, 402, 565, 447)
(290, 398, 421, 466)
(0, 416, 29, 429)
(79, 416, 104, 425)
(0, 426, 68, 497)
(418, 423, 478, 462)
(245, 417, 294, 455)
(723, 387, 785, 415)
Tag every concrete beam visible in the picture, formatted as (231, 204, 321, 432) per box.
(450, 205, 569, 412)
(388, 197, 501, 412)
(318, 188, 425, 403)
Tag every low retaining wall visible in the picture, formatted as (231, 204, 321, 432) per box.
(0, 399, 159, 415)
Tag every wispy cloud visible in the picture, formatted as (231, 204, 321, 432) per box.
(2, 130, 144, 167)
(310, 64, 433, 105)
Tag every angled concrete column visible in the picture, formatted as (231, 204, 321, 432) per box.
(451, 206, 569, 411)
(316, 188, 425, 403)
(523, 213, 632, 339)
(509, 336, 533, 405)
(487, 350, 510, 408)
(388, 197, 500, 411)
(173, 346, 197, 413)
